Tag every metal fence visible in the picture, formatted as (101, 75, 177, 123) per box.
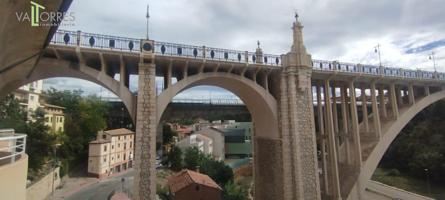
(49, 30, 445, 80)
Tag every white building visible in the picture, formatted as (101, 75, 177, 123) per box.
(176, 134, 213, 156)
(176, 128, 225, 161)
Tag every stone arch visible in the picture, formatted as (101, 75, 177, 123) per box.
(156, 72, 282, 200)
(156, 72, 279, 139)
(0, 57, 136, 122)
(351, 91, 445, 197)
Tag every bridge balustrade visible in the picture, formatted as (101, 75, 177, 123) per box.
(49, 30, 445, 80)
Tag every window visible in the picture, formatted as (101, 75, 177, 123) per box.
(104, 146, 107, 152)
(195, 185, 200, 191)
(103, 157, 107, 163)
(124, 143, 126, 150)
(111, 145, 114, 149)
(130, 142, 132, 148)
(118, 136, 121, 140)
(118, 143, 120, 148)
(102, 135, 106, 139)
(123, 153, 126, 160)
(30, 96, 34, 101)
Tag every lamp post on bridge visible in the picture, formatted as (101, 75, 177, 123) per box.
(428, 52, 437, 72)
(374, 44, 382, 67)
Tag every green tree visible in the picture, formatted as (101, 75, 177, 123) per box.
(44, 88, 109, 174)
(25, 108, 56, 171)
(0, 94, 27, 129)
(222, 181, 248, 200)
(183, 147, 201, 170)
(162, 124, 177, 145)
(167, 146, 183, 171)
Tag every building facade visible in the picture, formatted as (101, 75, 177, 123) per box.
(88, 128, 135, 178)
(194, 128, 225, 161)
(13, 81, 66, 133)
(176, 133, 213, 156)
(43, 104, 65, 133)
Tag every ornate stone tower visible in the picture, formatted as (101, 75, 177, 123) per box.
(279, 14, 321, 200)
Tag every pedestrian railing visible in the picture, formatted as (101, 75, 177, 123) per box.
(50, 30, 445, 81)
(0, 129, 27, 166)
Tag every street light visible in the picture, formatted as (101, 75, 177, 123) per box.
(424, 168, 431, 197)
(374, 44, 382, 67)
(52, 143, 61, 200)
(428, 52, 437, 72)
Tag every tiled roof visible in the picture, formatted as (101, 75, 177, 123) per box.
(104, 128, 134, 136)
(168, 170, 222, 193)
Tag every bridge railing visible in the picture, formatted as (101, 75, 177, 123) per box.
(0, 129, 27, 166)
(49, 30, 444, 80)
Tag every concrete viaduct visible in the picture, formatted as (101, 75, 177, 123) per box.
(1, 7, 445, 200)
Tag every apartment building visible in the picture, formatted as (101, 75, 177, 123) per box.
(88, 128, 134, 178)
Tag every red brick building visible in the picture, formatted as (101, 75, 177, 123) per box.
(167, 170, 222, 200)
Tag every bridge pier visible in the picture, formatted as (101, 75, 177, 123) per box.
(133, 58, 157, 200)
(277, 15, 321, 200)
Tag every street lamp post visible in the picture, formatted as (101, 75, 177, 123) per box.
(429, 52, 437, 72)
(424, 168, 431, 197)
(374, 44, 382, 67)
(52, 143, 61, 200)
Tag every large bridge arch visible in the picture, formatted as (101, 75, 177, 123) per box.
(156, 72, 283, 199)
(0, 57, 136, 122)
(350, 90, 445, 198)
(156, 72, 279, 139)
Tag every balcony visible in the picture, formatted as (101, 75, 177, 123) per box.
(0, 129, 28, 200)
(0, 129, 27, 166)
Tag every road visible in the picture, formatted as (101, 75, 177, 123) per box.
(64, 170, 135, 200)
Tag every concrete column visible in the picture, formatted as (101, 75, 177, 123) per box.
(317, 85, 330, 195)
(331, 86, 339, 137)
(119, 55, 129, 88)
(324, 80, 342, 200)
(389, 84, 399, 119)
(331, 85, 340, 161)
(378, 87, 387, 119)
(349, 82, 362, 168)
(183, 61, 189, 79)
(263, 72, 269, 92)
(163, 62, 172, 89)
(133, 61, 157, 200)
(425, 86, 430, 96)
(361, 87, 369, 133)
(340, 86, 351, 165)
(396, 86, 403, 107)
(408, 84, 415, 105)
(99, 53, 108, 74)
(370, 82, 381, 138)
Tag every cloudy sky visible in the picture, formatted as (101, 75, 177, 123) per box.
(44, 0, 445, 99)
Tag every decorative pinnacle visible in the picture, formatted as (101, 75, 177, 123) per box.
(295, 11, 299, 22)
(257, 40, 261, 48)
